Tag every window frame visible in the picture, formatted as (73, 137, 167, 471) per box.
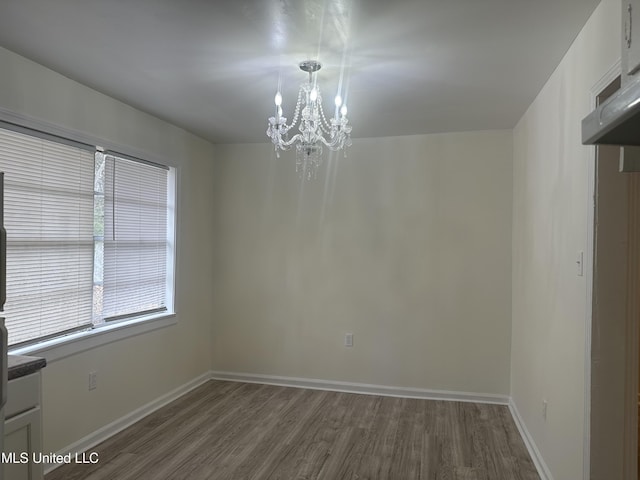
(0, 110, 178, 363)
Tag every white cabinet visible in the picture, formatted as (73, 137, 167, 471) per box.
(3, 372, 43, 480)
(624, 0, 640, 75)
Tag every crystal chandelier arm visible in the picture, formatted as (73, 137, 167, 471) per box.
(319, 118, 352, 150)
(319, 133, 343, 150)
(278, 132, 305, 148)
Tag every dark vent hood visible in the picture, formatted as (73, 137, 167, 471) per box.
(582, 73, 640, 146)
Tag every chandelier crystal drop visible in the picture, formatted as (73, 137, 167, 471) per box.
(266, 60, 352, 180)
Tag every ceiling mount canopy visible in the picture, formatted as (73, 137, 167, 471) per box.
(266, 60, 352, 180)
(299, 60, 322, 74)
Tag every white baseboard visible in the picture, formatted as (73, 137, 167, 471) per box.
(209, 370, 510, 405)
(211, 372, 552, 479)
(44, 371, 212, 474)
(47, 371, 551, 479)
(509, 398, 553, 480)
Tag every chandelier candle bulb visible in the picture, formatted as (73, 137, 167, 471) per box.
(334, 95, 342, 120)
(274, 91, 283, 121)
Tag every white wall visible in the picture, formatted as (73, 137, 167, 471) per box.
(211, 131, 513, 396)
(511, 0, 621, 477)
(0, 46, 216, 453)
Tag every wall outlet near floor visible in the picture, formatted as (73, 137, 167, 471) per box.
(88, 371, 98, 391)
(344, 333, 354, 347)
(542, 399, 548, 421)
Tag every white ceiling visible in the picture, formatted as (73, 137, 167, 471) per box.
(0, 0, 601, 144)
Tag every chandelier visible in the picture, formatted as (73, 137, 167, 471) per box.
(266, 60, 352, 180)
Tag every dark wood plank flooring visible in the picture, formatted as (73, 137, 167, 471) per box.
(46, 380, 540, 480)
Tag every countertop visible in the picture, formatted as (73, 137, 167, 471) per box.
(8, 354, 46, 381)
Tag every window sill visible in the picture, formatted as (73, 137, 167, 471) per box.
(9, 313, 177, 363)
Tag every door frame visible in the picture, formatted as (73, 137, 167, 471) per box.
(584, 60, 620, 480)
(624, 170, 640, 479)
(585, 59, 640, 479)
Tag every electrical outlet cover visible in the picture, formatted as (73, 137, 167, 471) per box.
(345, 333, 353, 347)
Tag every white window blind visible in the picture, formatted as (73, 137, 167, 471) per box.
(101, 154, 168, 321)
(0, 127, 95, 346)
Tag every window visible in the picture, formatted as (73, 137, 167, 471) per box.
(94, 153, 170, 323)
(0, 124, 175, 347)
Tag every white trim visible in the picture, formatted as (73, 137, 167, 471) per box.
(10, 313, 177, 363)
(166, 166, 177, 315)
(509, 399, 553, 480)
(44, 371, 211, 474)
(583, 89, 597, 480)
(590, 60, 622, 102)
(584, 59, 621, 480)
(209, 370, 510, 405)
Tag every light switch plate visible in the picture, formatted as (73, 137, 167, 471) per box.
(576, 251, 584, 277)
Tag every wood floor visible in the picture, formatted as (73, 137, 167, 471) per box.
(46, 380, 540, 480)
